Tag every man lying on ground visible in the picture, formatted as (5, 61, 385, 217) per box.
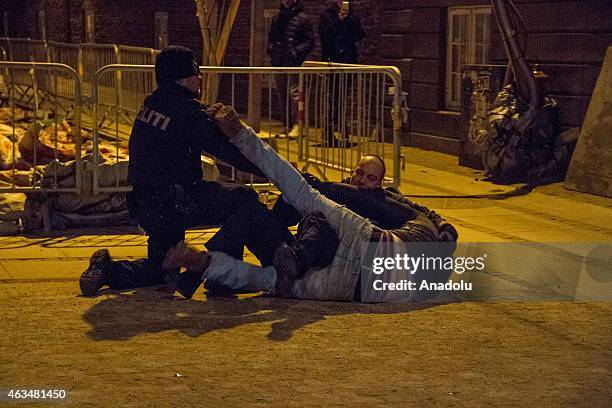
(269, 155, 458, 283)
(164, 105, 456, 302)
(271, 154, 458, 257)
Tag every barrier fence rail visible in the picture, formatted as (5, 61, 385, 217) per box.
(0, 61, 82, 194)
(0, 37, 405, 203)
(47, 41, 80, 104)
(0, 37, 159, 120)
(91, 64, 404, 194)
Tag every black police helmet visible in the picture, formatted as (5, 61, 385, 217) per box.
(155, 45, 199, 85)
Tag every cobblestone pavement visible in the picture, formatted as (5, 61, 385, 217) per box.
(2, 145, 611, 406)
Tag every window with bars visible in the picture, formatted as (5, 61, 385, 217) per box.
(446, 6, 491, 109)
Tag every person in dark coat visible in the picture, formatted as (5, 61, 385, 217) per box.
(318, 0, 366, 146)
(267, 0, 315, 137)
(319, 0, 365, 64)
(79, 45, 293, 297)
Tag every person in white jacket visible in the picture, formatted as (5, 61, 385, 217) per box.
(164, 105, 452, 302)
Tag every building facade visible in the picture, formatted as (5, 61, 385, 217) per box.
(1, 0, 611, 157)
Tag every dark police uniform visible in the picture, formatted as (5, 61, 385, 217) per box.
(105, 82, 294, 290)
(81, 45, 293, 294)
(125, 82, 268, 281)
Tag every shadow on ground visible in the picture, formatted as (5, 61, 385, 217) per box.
(83, 288, 449, 342)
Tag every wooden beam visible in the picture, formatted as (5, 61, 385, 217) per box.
(195, 0, 241, 104)
(214, 0, 240, 65)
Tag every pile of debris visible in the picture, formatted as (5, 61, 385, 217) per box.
(483, 85, 577, 183)
(0, 107, 131, 234)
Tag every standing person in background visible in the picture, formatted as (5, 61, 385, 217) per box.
(319, 0, 366, 147)
(319, 0, 365, 64)
(267, 0, 315, 138)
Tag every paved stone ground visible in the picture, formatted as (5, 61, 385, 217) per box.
(1, 145, 611, 406)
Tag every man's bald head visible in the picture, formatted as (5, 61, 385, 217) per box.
(350, 155, 386, 189)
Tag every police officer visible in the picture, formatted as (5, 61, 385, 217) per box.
(79, 45, 292, 296)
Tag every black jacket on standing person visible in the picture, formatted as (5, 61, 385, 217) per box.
(128, 82, 264, 192)
(319, 3, 365, 63)
(267, 1, 315, 67)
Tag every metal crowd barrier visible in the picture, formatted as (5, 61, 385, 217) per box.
(91, 64, 404, 194)
(0, 38, 405, 197)
(116, 46, 159, 117)
(301, 61, 404, 185)
(0, 38, 160, 121)
(47, 41, 81, 103)
(80, 43, 119, 108)
(1, 39, 51, 95)
(4, 39, 35, 91)
(0, 61, 83, 194)
(30, 39, 49, 62)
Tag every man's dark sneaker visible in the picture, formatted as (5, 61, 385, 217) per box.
(79, 249, 112, 297)
(274, 263, 295, 299)
(174, 270, 205, 299)
(273, 243, 306, 297)
(273, 242, 308, 280)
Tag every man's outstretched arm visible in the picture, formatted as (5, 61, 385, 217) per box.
(210, 104, 325, 216)
(209, 105, 373, 244)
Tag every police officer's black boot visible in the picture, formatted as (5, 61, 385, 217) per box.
(174, 269, 208, 299)
(79, 249, 113, 297)
(273, 245, 300, 298)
